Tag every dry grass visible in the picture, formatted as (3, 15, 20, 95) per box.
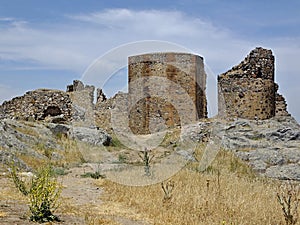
(14, 126, 39, 137)
(17, 136, 104, 170)
(3, 126, 300, 224)
(98, 149, 291, 225)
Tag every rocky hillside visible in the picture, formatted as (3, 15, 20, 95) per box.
(1, 114, 300, 181)
(184, 115, 300, 180)
(0, 119, 111, 171)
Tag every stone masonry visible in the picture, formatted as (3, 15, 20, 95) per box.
(1, 89, 72, 121)
(128, 52, 207, 134)
(218, 47, 289, 120)
(0, 48, 291, 130)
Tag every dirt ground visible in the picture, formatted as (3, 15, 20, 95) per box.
(0, 164, 149, 225)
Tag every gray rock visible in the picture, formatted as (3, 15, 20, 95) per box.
(175, 149, 196, 162)
(181, 116, 300, 180)
(70, 127, 111, 146)
(249, 160, 268, 173)
(247, 149, 286, 166)
(0, 120, 32, 153)
(72, 104, 86, 121)
(48, 123, 70, 137)
(265, 164, 300, 180)
(280, 148, 300, 163)
(181, 122, 211, 143)
(0, 150, 31, 171)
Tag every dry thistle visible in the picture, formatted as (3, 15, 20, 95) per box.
(161, 180, 175, 202)
(277, 182, 300, 225)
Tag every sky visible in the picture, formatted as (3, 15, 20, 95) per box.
(0, 0, 299, 121)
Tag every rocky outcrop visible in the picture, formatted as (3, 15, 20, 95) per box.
(183, 116, 300, 180)
(70, 126, 111, 146)
(0, 119, 111, 170)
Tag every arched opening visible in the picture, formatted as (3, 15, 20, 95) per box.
(43, 106, 62, 118)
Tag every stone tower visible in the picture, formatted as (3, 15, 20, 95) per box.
(128, 52, 207, 134)
(218, 47, 289, 120)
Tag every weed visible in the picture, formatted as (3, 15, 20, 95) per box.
(81, 164, 106, 179)
(52, 167, 69, 176)
(81, 171, 106, 179)
(161, 180, 175, 202)
(110, 135, 126, 148)
(138, 148, 154, 176)
(10, 163, 61, 223)
(277, 182, 300, 225)
(118, 154, 127, 163)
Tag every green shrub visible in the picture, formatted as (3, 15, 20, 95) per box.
(80, 171, 106, 179)
(10, 164, 62, 223)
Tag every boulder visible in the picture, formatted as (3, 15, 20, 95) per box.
(70, 127, 111, 146)
(265, 164, 300, 180)
(48, 123, 70, 137)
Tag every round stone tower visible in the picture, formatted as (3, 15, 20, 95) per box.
(128, 52, 207, 134)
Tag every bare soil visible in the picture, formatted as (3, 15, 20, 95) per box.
(0, 164, 148, 225)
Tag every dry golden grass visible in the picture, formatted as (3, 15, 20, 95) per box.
(14, 125, 39, 137)
(17, 136, 104, 170)
(98, 149, 290, 225)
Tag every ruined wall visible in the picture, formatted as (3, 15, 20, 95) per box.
(67, 80, 96, 127)
(218, 47, 288, 120)
(128, 52, 207, 134)
(275, 93, 290, 116)
(95, 92, 126, 133)
(1, 89, 72, 121)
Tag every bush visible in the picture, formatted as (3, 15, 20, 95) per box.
(10, 164, 62, 223)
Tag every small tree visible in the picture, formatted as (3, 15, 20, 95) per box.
(10, 164, 61, 223)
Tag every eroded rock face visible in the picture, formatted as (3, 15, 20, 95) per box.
(181, 115, 300, 180)
(0, 119, 111, 171)
(217, 116, 300, 180)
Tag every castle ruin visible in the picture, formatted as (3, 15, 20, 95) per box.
(0, 47, 291, 130)
(128, 52, 207, 134)
(0, 89, 72, 122)
(218, 47, 289, 120)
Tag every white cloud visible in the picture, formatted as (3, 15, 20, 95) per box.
(0, 8, 299, 120)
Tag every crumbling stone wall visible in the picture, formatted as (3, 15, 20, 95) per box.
(218, 47, 289, 120)
(1, 89, 72, 121)
(275, 93, 290, 116)
(0, 49, 291, 129)
(66, 80, 109, 127)
(94, 92, 125, 133)
(128, 52, 207, 134)
(67, 80, 96, 127)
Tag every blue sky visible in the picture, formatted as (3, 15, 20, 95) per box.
(0, 0, 300, 121)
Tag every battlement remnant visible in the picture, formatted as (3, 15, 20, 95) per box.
(128, 52, 207, 134)
(218, 47, 289, 120)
